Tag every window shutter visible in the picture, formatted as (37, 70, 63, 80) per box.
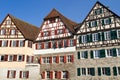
(61, 40, 64, 47)
(74, 39, 76, 46)
(26, 71, 29, 78)
(71, 55, 74, 63)
(59, 71, 61, 79)
(26, 55, 29, 62)
(88, 22, 91, 28)
(31, 56, 34, 63)
(50, 71, 53, 79)
(100, 49, 106, 58)
(55, 30, 57, 35)
(77, 68, 81, 76)
(40, 56, 42, 64)
(109, 18, 111, 24)
(102, 32, 105, 41)
(0, 40, 2, 47)
(7, 70, 10, 78)
(57, 71, 59, 78)
(63, 28, 66, 33)
(4, 55, 8, 61)
(102, 19, 104, 26)
(106, 67, 111, 76)
(87, 34, 89, 42)
(41, 43, 44, 49)
(23, 40, 25, 47)
(49, 42, 51, 48)
(64, 55, 67, 63)
(66, 39, 69, 47)
(13, 55, 17, 61)
(22, 55, 25, 61)
(49, 31, 51, 36)
(95, 21, 97, 27)
(90, 51, 94, 59)
(66, 71, 69, 79)
(113, 67, 117, 76)
(42, 71, 45, 79)
(10, 40, 12, 47)
(55, 41, 58, 48)
(111, 30, 117, 39)
(85, 51, 88, 59)
(41, 32, 43, 37)
(113, 48, 117, 57)
(6, 40, 8, 47)
(77, 51, 80, 59)
(91, 68, 95, 76)
(36, 43, 38, 49)
(79, 36, 81, 44)
(50, 57, 52, 64)
(56, 56, 59, 63)
(19, 71, 22, 78)
(98, 67, 101, 76)
(90, 34, 92, 42)
(16, 40, 19, 47)
(13, 71, 16, 78)
(98, 33, 101, 41)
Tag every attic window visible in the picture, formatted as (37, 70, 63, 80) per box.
(57, 29, 63, 34)
(0, 29, 6, 35)
(94, 8, 102, 15)
(6, 20, 11, 25)
(10, 29, 16, 35)
(43, 31, 49, 36)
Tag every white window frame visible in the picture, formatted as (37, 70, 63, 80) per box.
(46, 57, 50, 63)
(91, 21, 97, 27)
(67, 55, 72, 62)
(0, 55, 4, 61)
(8, 55, 13, 62)
(57, 29, 63, 34)
(19, 40, 24, 47)
(22, 71, 29, 79)
(11, 29, 15, 35)
(18, 55, 23, 61)
(106, 49, 113, 57)
(42, 57, 46, 63)
(9, 70, 15, 78)
(43, 31, 49, 36)
(12, 40, 16, 47)
(53, 56, 56, 63)
(104, 31, 111, 40)
(117, 67, 120, 75)
(0, 29, 5, 35)
(69, 39, 74, 46)
(92, 33, 98, 41)
(81, 51, 86, 59)
(81, 68, 86, 75)
(62, 71, 67, 78)
(2, 40, 7, 47)
(82, 35, 87, 43)
(117, 48, 120, 56)
(60, 56, 64, 63)
(45, 42, 49, 49)
(117, 30, 120, 38)
(94, 50, 100, 58)
(46, 71, 50, 78)
(104, 18, 111, 25)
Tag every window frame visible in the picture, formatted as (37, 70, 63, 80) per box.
(104, 31, 111, 40)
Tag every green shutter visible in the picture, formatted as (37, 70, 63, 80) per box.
(106, 67, 111, 76)
(90, 51, 94, 59)
(102, 32, 105, 41)
(85, 51, 88, 59)
(98, 67, 101, 76)
(90, 34, 92, 42)
(78, 51, 80, 59)
(89, 22, 91, 28)
(113, 48, 117, 57)
(102, 19, 104, 26)
(100, 8, 102, 14)
(111, 30, 117, 39)
(77, 68, 81, 76)
(113, 67, 117, 76)
(79, 36, 81, 44)
(98, 32, 101, 41)
(91, 68, 95, 76)
(87, 34, 90, 42)
(95, 21, 97, 27)
(109, 18, 111, 24)
(100, 49, 106, 58)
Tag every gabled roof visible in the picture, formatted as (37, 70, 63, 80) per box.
(44, 8, 77, 34)
(2, 14, 39, 41)
(76, 1, 120, 31)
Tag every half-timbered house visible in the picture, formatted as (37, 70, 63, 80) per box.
(76, 1, 120, 80)
(34, 9, 77, 80)
(0, 14, 40, 80)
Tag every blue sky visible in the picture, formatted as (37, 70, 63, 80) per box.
(0, 0, 120, 27)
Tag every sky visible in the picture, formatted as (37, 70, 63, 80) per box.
(0, 0, 120, 27)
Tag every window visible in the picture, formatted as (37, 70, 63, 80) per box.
(6, 20, 11, 24)
(94, 50, 100, 58)
(57, 29, 63, 34)
(8, 55, 13, 61)
(102, 67, 111, 76)
(81, 51, 88, 59)
(60, 56, 64, 63)
(62, 71, 68, 78)
(53, 56, 56, 63)
(20, 71, 29, 79)
(58, 40, 62, 48)
(0, 55, 4, 61)
(2, 40, 7, 47)
(67, 55, 72, 62)
(87, 68, 95, 76)
(42, 57, 46, 63)
(82, 68, 86, 75)
(28, 41, 32, 48)
(0, 29, 5, 35)
(104, 18, 111, 25)
(82, 35, 87, 43)
(7, 70, 16, 78)
(12, 41, 17, 47)
(91, 21, 97, 27)
(69, 39, 74, 46)
(46, 71, 50, 78)
(19, 40, 24, 47)
(77, 68, 81, 76)
(92, 33, 98, 41)
(117, 30, 120, 38)
(18, 55, 23, 61)
(106, 49, 113, 57)
(64, 40, 67, 47)
(11, 29, 16, 35)
(104, 31, 111, 40)
(46, 57, 50, 63)
(45, 42, 49, 49)
(118, 67, 120, 75)
(54, 71, 57, 78)
(43, 31, 49, 36)
(94, 8, 102, 15)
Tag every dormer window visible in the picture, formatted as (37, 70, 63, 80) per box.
(0, 29, 5, 35)
(11, 29, 16, 35)
(94, 8, 102, 15)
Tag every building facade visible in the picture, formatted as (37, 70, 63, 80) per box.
(76, 1, 120, 80)
(0, 14, 40, 80)
(34, 9, 77, 80)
